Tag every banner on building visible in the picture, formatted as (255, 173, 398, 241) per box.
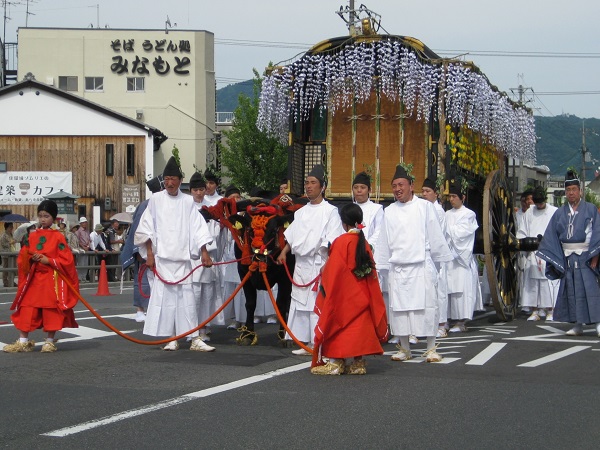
(0, 172, 72, 205)
(122, 184, 140, 212)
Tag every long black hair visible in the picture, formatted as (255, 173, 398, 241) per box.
(339, 203, 374, 278)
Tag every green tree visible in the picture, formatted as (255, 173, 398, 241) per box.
(220, 69, 287, 193)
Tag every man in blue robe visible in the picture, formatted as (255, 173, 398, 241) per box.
(120, 175, 163, 322)
(536, 170, 600, 337)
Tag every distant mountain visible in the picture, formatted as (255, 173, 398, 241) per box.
(534, 115, 600, 176)
(216, 79, 254, 112)
(216, 81, 600, 176)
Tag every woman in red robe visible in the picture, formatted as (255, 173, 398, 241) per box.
(311, 203, 388, 375)
(3, 200, 79, 353)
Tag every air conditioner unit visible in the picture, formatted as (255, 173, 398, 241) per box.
(46, 77, 54, 86)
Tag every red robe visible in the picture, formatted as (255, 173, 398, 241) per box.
(312, 232, 388, 366)
(10, 228, 79, 330)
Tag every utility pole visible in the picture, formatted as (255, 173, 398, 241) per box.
(510, 75, 534, 197)
(581, 119, 589, 189)
(348, 0, 356, 36)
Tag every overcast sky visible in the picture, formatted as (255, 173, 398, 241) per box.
(3, 0, 600, 118)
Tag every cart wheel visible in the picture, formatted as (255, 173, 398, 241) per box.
(483, 169, 518, 321)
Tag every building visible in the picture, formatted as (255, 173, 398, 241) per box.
(0, 78, 166, 221)
(507, 157, 551, 207)
(16, 27, 216, 177)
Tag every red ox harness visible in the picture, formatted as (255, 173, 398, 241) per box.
(203, 194, 302, 273)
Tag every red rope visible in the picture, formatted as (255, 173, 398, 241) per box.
(55, 268, 252, 346)
(137, 256, 251, 298)
(261, 271, 313, 354)
(279, 257, 320, 289)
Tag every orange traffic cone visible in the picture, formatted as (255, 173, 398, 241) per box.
(93, 259, 114, 296)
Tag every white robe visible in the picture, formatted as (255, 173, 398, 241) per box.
(445, 205, 483, 320)
(356, 199, 384, 249)
(135, 189, 213, 337)
(516, 204, 559, 308)
(192, 200, 225, 326)
(515, 208, 528, 304)
(376, 196, 453, 337)
(432, 201, 450, 323)
(220, 231, 277, 323)
(284, 200, 344, 343)
(204, 192, 223, 207)
(357, 199, 388, 306)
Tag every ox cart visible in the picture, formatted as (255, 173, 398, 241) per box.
(257, 6, 539, 321)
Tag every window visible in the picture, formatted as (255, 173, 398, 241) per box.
(85, 77, 104, 92)
(58, 76, 78, 92)
(126, 77, 145, 92)
(105, 144, 114, 176)
(126, 144, 135, 176)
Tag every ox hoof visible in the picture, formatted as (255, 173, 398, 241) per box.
(236, 327, 258, 346)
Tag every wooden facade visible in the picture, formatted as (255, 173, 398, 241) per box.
(0, 135, 147, 220)
(328, 92, 428, 199)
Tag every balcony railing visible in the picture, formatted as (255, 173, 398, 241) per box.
(215, 112, 234, 124)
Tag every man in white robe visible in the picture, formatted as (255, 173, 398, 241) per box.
(134, 157, 215, 352)
(277, 165, 344, 355)
(376, 165, 453, 363)
(352, 171, 384, 249)
(203, 167, 223, 206)
(445, 184, 483, 333)
(422, 178, 451, 338)
(516, 189, 534, 312)
(189, 171, 223, 346)
(516, 186, 559, 321)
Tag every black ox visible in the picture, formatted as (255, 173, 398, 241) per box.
(201, 194, 305, 345)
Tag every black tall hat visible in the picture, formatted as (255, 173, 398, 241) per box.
(565, 170, 580, 187)
(308, 164, 326, 185)
(224, 185, 241, 198)
(163, 156, 183, 178)
(204, 167, 218, 183)
(146, 174, 164, 193)
(352, 171, 371, 188)
(532, 185, 547, 203)
(189, 171, 206, 189)
(392, 164, 412, 182)
(448, 183, 464, 198)
(422, 177, 436, 191)
(38, 199, 58, 219)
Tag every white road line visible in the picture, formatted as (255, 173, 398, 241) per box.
(434, 338, 491, 344)
(438, 335, 494, 340)
(507, 333, 600, 344)
(404, 357, 460, 364)
(465, 343, 507, 365)
(518, 346, 591, 368)
(42, 362, 311, 437)
(480, 329, 514, 335)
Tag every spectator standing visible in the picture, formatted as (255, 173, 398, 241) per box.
(75, 217, 91, 282)
(106, 219, 124, 281)
(1, 222, 16, 287)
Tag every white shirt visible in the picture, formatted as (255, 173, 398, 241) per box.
(135, 189, 213, 283)
(356, 199, 384, 250)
